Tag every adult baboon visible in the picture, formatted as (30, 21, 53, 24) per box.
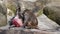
(9, 6, 23, 27)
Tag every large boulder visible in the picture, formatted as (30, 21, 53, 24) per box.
(43, 6, 60, 25)
(0, 3, 7, 27)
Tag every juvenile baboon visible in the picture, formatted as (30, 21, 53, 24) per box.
(23, 9, 38, 29)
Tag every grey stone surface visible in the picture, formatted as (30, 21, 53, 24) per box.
(37, 14, 59, 30)
(0, 28, 60, 34)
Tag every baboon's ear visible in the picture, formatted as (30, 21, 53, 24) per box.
(18, 7, 21, 11)
(17, 4, 21, 12)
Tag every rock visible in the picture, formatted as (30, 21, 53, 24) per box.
(6, 0, 48, 13)
(37, 14, 59, 30)
(0, 28, 60, 34)
(0, 3, 7, 16)
(43, 6, 60, 25)
(0, 3, 7, 27)
(0, 13, 7, 27)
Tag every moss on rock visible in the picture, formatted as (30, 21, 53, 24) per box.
(43, 6, 60, 25)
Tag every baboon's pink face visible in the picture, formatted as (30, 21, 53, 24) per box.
(12, 15, 23, 27)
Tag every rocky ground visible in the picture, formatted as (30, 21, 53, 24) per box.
(0, 0, 60, 34)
